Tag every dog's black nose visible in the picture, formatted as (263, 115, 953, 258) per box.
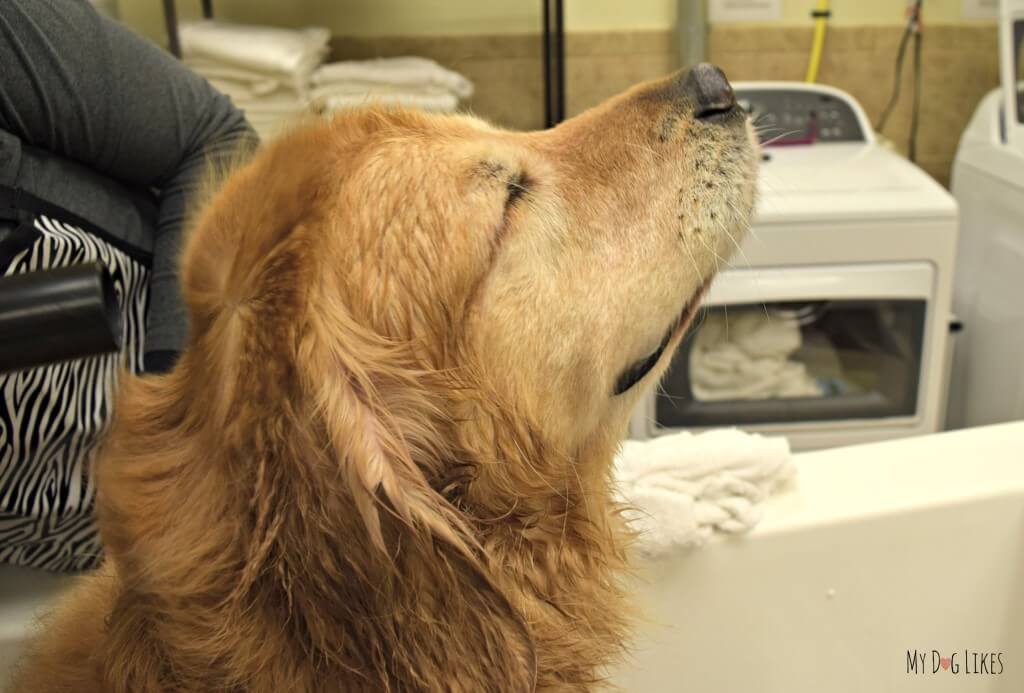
(680, 63, 737, 121)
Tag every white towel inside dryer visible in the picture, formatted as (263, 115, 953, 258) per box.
(689, 310, 824, 401)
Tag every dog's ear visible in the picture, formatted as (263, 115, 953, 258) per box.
(299, 285, 538, 692)
(299, 284, 475, 557)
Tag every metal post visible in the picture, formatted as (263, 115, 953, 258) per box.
(677, 0, 707, 69)
(543, 0, 551, 125)
(162, 0, 181, 57)
(554, 0, 564, 123)
(543, 0, 565, 128)
(163, 1, 214, 58)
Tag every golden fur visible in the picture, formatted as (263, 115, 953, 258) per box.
(11, 69, 758, 692)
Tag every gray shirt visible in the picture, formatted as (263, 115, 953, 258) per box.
(0, 0, 257, 371)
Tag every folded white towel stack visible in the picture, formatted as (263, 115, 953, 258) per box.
(180, 21, 477, 138)
(180, 21, 330, 90)
(311, 57, 474, 114)
(180, 20, 330, 141)
(614, 428, 795, 557)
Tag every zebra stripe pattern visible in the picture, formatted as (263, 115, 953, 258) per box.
(0, 214, 148, 572)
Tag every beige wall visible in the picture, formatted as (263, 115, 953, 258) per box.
(117, 0, 991, 46)
(119, 1, 543, 44)
(112, 1, 998, 187)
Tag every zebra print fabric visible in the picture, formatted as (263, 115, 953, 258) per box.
(0, 214, 148, 572)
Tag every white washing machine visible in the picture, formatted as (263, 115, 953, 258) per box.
(630, 82, 958, 451)
(947, 0, 1024, 429)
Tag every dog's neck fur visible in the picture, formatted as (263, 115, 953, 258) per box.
(462, 416, 632, 688)
(91, 352, 630, 692)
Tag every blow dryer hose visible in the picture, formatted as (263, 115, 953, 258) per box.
(0, 262, 122, 374)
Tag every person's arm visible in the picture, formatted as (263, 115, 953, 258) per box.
(0, 0, 257, 372)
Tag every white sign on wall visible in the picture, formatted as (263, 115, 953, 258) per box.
(709, 0, 783, 23)
(962, 0, 999, 19)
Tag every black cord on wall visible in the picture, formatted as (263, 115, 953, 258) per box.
(874, 23, 913, 133)
(874, 0, 924, 162)
(909, 24, 922, 162)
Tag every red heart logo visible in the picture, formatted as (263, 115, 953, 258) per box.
(940, 657, 951, 670)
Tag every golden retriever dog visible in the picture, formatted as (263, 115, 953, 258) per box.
(12, 64, 757, 692)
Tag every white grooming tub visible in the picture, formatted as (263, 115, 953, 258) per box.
(2, 425, 1023, 690)
(611, 422, 1024, 692)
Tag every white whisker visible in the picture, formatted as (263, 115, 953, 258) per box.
(679, 231, 703, 281)
(712, 212, 770, 320)
(759, 129, 804, 147)
(694, 225, 727, 273)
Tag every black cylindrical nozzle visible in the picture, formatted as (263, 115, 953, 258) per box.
(0, 262, 122, 374)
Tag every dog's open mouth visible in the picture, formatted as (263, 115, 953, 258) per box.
(613, 280, 710, 395)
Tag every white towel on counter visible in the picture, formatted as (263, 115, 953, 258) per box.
(614, 428, 795, 557)
(206, 80, 308, 110)
(312, 57, 474, 99)
(180, 21, 330, 89)
(185, 59, 286, 96)
(198, 78, 310, 141)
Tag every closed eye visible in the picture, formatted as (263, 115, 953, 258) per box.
(505, 172, 529, 209)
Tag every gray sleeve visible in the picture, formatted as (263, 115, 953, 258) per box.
(0, 0, 258, 371)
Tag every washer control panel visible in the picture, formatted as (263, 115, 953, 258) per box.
(735, 86, 868, 146)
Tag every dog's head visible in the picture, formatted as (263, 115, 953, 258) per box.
(177, 63, 757, 541)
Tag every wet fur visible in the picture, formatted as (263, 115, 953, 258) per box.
(11, 72, 758, 692)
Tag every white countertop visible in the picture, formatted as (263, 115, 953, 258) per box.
(762, 421, 1024, 534)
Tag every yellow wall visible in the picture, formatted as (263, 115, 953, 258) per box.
(117, 0, 989, 46)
